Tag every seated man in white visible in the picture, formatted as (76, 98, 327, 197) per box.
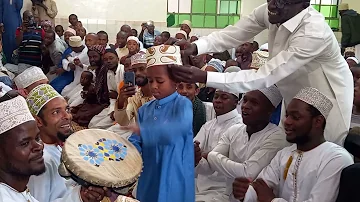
(194, 89, 242, 202)
(196, 85, 288, 201)
(233, 87, 353, 202)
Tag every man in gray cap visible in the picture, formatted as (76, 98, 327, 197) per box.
(232, 87, 353, 202)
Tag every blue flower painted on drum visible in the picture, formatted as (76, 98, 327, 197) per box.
(99, 139, 128, 161)
(78, 144, 105, 167)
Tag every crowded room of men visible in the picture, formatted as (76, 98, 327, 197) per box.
(1, 0, 360, 201)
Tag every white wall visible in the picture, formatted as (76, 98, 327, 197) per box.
(22, 0, 269, 44)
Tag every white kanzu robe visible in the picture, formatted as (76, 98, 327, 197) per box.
(88, 64, 124, 129)
(0, 183, 39, 202)
(241, 142, 353, 202)
(194, 4, 353, 146)
(61, 47, 90, 98)
(206, 123, 288, 201)
(27, 144, 78, 201)
(194, 109, 242, 202)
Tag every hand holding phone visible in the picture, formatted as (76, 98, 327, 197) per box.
(124, 72, 135, 86)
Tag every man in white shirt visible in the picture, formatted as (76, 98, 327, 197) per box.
(194, 88, 242, 202)
(200, 85, 288, 201)
(171, 0, 353, 146)
(26, 84, 74, 201)
(232, 87, 353, 202)
(89, 49, 123, 129)
(0, 91, 109, 202)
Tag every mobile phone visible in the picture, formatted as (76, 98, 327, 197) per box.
(124, 72, 135, 86)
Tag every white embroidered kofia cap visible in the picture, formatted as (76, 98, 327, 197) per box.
(14, 66, 48, 89)
(293, 87, 333, 118)
(0, 96, 35, 134)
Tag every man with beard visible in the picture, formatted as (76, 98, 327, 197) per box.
(233, 87, 353, 202)
(0, 90, 109, 202)
(25, 84, 74, 201)
(88, 49, 123, 129)
(196, 86, 287, 202)
(113, 52, 154, 129)
(171, 0, 353, 147)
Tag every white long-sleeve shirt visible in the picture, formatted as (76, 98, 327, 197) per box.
(241, 142, 353, 202)
(194, 4, 353, 146)
(206, 123, 288, 200)
(194, 109, 242, 202)
(28, 144, 78, 202)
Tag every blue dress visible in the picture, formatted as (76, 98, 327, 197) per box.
(129, 92, 195, 202)
(1, 0, 23, 63)
(50, 47, 74, 93)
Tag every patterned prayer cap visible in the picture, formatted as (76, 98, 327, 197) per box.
(127, 36, 140, 44)
(131, 52, 146, 66)
(41, 20, 52, 27)
(14, 66, 48, 89)
(0, 96, 35, 134)
(207, 59, 224, 73)
(345, 47, 356, 54)
(293, 87, 333, 119)
(258, 85, 283, 107)
(88, 45, 106, 56)
(146, 45, 182, 68)
(26, 84, 62, 116)
(65, 27, 76, 36)
(250, 51, 269, 69)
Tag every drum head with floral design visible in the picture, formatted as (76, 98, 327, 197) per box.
(59, 129, 142, 188)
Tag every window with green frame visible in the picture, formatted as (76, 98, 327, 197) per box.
(167, 0, 241, 28)
(311, 0, 340, 30)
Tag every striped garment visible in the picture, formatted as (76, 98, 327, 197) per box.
(16, 28, 44, 67)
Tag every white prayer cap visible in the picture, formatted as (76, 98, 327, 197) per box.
(127, 36, 140, 44)
(293, 87, 333, 119)
(26, 84, 62, 115)
(181, 20, 192, 29)
(69, 36, 82, 48)
(65, 27, 76, 36)
(0, 96, 35, 134)
(146, 45, 182, 68)
(250, 51, 269, 70)
(347, 57, 359, 64)
(339, 3, 349, 11)
(219, 67, 242, 98)
(345, 47, 356, 54)
(176, 30, 187, 38)
(258, 85, 282, 107)
(14, 66, 48, 89)
(225, 66, 241, 73)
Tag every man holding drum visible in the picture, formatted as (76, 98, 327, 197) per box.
(0, 90, 109, 202)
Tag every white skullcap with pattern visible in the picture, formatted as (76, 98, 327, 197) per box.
(0, 96, 35, 134)
(258, 85, 282, 107)
(14, 66, 48, 89)
(293, 87, 333, 119)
